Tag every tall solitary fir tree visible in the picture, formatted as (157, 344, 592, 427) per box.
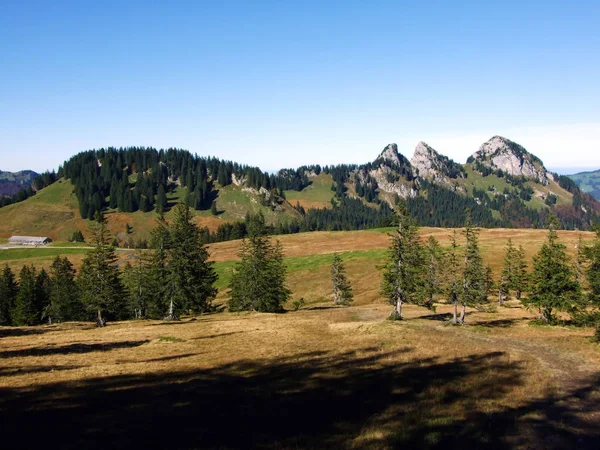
(445, 231, 462, 324)
(78, 212, 125, 326)
(424, 236, 443, 309)
(499, 238, 516, 306)
(523, 216, 583, 323)
(512, 245, 528, 300)
(228, 213, 290, 312)
(165, 203, 218, 319)
(380, 204, 427, 320)
(331, 252, 353, 306)
(459, 212, 490, 324)
(0, 265, 18, 325)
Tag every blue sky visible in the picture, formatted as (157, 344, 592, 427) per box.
(1, 0, 599, 173)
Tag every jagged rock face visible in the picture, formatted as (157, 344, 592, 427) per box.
(378, 143, 403, 167)
(472, 136, 549, 185)
(410, 141, 450, 184)
(409, 141, 465, 192)
(365, 166, 417, 199)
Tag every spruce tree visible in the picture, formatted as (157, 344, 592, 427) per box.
(586, 228, 600, 310)
(380, 205, 427, 320)
(512, 245, 528, 299)
(47, 256, 83, 323)
(424, 236, 443, 309)
(35, 268, 51, 324)
(78, 213, 125, 326)
(147, 213, 171, 318)
(499, 238, 516, 306)
(156, 184, 167, 213)
(228, 213, 290, 312)
(13, 265, 41, 326)
(0, 265, 18, 326)
(165, 203, 218, 319)
(524, 216, 583, 323)
(444, 231, 462, 324)
(122, 251, 154, 319)
(459, 212, 489, 323)
(331, 252, 353, 306)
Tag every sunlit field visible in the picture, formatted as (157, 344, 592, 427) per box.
(1, 227, 600, 448)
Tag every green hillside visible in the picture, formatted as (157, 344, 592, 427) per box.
(0, 178, 301, 243)
(568, 169, 600, 200)
(284, 173, 334, 209)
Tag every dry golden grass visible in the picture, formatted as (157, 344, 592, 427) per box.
(2, 226, 600, 448)
(1, 303, 599, 448)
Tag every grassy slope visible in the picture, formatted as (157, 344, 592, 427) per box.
(462, 164, 573, 211)
(284, 173, 334, 209)
(0, 179, 302, 242)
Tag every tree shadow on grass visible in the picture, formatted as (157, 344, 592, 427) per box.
(420, 312, 454, 321)
(0, 340, 150, 359)
(0, 346, 599, 449)
(473, 319, 521, 328)
(0, 365, 84, 378)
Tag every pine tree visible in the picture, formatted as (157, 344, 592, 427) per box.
(524, 216, 583, 323)
(147, 213, 171, 318)
(165, 203, 218, 319)
(380, 205, 427, 320)
(499, 238, 516, 306)
(424, 236, 443, 309)
(444, 231, 462, 324)
(156, 184, 167, 213)
(0, 265, 18, 325)
(586, 228, 600, 311)
(35, 268, 51, 324)
(331, 252, 353, 306)
(228, 213, 290, 312)
(459, 212, 489, 323)
(122, 251, 154, 319)
(12, 265, 41, 326)
(512, 245, 528, 299)
(78, 213, 125, 326)
(46, 256, 83, 323)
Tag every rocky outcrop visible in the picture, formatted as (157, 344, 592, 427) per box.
(471, 136, 549, 185)
(368, 144, 417, 199)
(409, 141, 466, 193)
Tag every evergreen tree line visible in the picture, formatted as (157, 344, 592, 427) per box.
(62, 147, 322, 219)
(380, 206, 600, 331)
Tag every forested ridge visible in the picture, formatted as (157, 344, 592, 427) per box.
(2, 144, 599, 237)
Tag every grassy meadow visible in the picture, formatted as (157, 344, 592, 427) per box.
(1, 227, 600, 448)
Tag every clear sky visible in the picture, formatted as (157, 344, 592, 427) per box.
(1, 0, 599, 174)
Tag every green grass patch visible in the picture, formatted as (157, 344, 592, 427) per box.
(0, 247, 89, 262)
(284, 173, 334, 207)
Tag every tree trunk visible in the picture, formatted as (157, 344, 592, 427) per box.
(516, 289, 522, 300)
(459, 304, 466, 324)
(498, 287, 504, 307)
(166, 299, 175, 321)
(97, 309, 105, 327)
(453, 299, 458, 324)
(397, 299, 402, 318)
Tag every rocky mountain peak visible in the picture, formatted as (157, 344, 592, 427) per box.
(471, 136, 549, 185)
(377, 143, 402, 166)
(410, 141, 466, 184)
(410, 141, 441, 178)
